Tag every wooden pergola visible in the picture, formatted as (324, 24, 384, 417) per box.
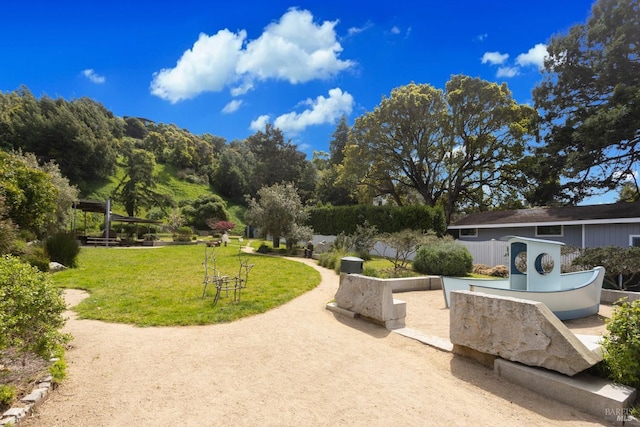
(72, 199, 161, 246)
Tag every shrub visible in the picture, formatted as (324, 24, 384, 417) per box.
(351, 221, 378, 260)
(45, 232, 80, 268)
(21, 244, 50, 272)
(0, 197, 17, 255)
(0, 384, 16, 406)
(413, 240, 473, 276)
(49, 356, 67, 382)
(573, 246, 640, 290)
(375, 229, 435, 270)
(362, 265, 380, 278)
(256, 244, 272, 254)
(472, 264, 509, 278)
(318, 249, 348, 272)
(331, 233, 352, 252)
(173, 226, 193, 242)
(600, 299, 640, 389)
(0, 256, 69, 357)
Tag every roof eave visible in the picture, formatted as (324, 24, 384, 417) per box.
(448, 217, 640, 229)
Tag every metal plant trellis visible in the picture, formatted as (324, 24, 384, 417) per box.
(202, 243, 254, 306)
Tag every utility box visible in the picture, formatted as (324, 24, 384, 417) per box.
(340, 256, 364, 274)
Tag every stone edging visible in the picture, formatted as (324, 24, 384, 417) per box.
(0, 372, 56, 425)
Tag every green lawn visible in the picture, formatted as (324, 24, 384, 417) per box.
(51, 244, 321, 326)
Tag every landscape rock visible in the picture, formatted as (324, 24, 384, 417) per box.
(449, 290, 602, 376)
(49, 262, 67, 272)
(335, 273, 406, 329)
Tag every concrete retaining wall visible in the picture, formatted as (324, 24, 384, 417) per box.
(389, 276, 441, 292)
(334, 273, 406, 329)
(601, 289, 640, 304)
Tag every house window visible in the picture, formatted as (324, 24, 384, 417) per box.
(630, 235, 640, 247)
(459, 228, 477, 237)
(536, 225, 563, 237)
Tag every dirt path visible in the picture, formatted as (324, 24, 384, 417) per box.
(26, 258, 607, 426)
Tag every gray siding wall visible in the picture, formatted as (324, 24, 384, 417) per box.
(455, 223, 640, 248)
(585, 223, 640, 247)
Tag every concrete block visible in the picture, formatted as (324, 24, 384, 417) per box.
(21, 388, 47, 403)
(335, 274, 406, 330)
(0, 416, 17, 426)
(392, 327, 454, 352)
(325, 302, 357, 318)
(495, 358, 636, 423)
(450, 291, 602, 376)
(389, 276, 441, 292)
(601, 289, 640, 304)
(2, 407, 27, 420)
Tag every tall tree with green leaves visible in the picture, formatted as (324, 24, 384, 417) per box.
(330, 115, 349, 166)
(14, 151, 78, 234)
(443, 75, 536, 218)
(244, 183, 311, 248)
(211, 145, 254, 202)
(316, 116, 356, 206)
(1, 88, 118, 184)
(245, 124, 313, 199)
(341, 82, 449, 206)
(340, 77, 536, 221)
(532, 0, 640, 204)
(112, 143, 160, 217)
(0, 151, 58, 237)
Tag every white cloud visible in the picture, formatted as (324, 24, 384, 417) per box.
(230, 79, 254, 96)
(250, 114, 271, 131)
(237, 9, 354, 84)
(516, 43, 548, 68)
(613, 170, 639, 182)
(496, 66, 519, 78)
(151, 9, 354, 103)
(390, 26, 401, 35)
(348, 21, 373, 36)
(150, 29, 246, 103)
(474, 33, 488, 42)
(273, 88, 354, 133)
(222, 99, 243, 114)
(481, 51, 509, 65)
(82, 69, 105, 84)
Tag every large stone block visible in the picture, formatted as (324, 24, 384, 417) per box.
(335, 273, 406, 329)
(449, 291, 602, 376)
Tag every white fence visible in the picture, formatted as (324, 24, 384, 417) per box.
(457, 240, 581, 269)
(456, 240, 509, 267)
(311, 235, 578, 269)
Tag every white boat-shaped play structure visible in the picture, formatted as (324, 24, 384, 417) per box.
(442, 236, 605, 320)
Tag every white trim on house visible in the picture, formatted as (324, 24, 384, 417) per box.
(535, 225, 563, 237)
(448, 217, 640, 229)
(459, 228, 478, 237)
(630, 235, 640, 247)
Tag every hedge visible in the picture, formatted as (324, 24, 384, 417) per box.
(306, 205, 446, 235)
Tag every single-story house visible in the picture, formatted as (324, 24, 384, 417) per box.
(448, 202, 640, 249)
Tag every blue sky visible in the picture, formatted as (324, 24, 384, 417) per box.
(2, 0, 597, 162)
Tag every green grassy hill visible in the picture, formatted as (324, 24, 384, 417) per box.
(79, 161, 246, 232)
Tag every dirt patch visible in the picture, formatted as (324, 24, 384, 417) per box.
(0, 349, 50, 412)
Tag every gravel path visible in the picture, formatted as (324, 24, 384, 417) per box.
(25, 257, 607, 426)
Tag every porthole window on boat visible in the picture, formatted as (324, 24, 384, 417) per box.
(535, 253, 554, 275)
(514, 252, 527, 273)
